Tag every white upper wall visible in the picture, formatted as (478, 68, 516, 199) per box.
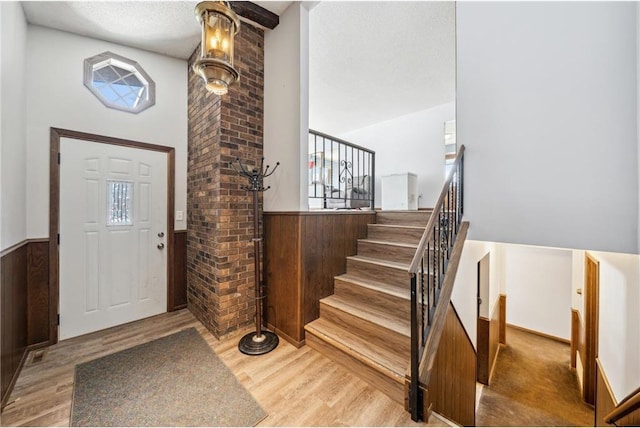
(457, 2, 638, 254)
(1, 2, 28, 250)
(25, 25, 188, 238)
(264, 2, 310, 211)
(504, 244, 573, 340)
(571, 249, 586, 319)
(637, 3, 640, 254)
(591, 251, 640, 402)
(339, 102, 455, 209)
(451, 239, 492, 349)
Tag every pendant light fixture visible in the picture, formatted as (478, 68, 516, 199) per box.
(193, 1, 240, 95)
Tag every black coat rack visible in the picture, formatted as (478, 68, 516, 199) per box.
(232, 157, 280, 355)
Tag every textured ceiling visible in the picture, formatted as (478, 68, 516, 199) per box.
(22, 1, 455, 136)
(22, 1, 292, 59)
(309, 1, 456, 135)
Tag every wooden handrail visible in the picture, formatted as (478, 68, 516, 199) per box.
(605, 385, 640, 424)
(309, 129, 376, 154)
(408, 145, 465, 274)
(407, 145, 465, 421)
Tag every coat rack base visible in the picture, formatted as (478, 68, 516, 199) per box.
(238, 330, 279, 355)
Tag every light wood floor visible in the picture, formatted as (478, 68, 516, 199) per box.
(0, 309, 450, 427)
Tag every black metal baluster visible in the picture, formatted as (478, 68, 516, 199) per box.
(410, 274, 420, 421)
(421, 255, 425, 341)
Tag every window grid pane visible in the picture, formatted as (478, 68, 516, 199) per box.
(107, 181, 133, 226)
(84, 51, 155, 113)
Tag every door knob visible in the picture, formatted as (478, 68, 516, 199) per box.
(157, 243, 165, 250)
(158, 232, 165, 238)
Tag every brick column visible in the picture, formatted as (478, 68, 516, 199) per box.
(187, 24, 265, 337)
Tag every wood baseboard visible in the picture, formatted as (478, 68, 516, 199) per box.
(1, 349, 28, 410)
(267, 324, 304, 348)
(1, 341, 49, 409)
(507, 323, 570, 344)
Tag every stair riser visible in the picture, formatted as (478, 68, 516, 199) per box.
(376, 211, 432, 227)
(334, 278, 409, 322)
(347, 258, 408, 287)
(357, 241, 417, 264)
(367, 225, 424, 245)
(319, 301, 410, 356)
(306, 332, 405, 404)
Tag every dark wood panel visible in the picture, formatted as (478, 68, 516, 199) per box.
(230, 1, 279, 30)
(571, 309, 580, 369)
(1, 242, 28, 407)
(302, 213, 373, 326)
(499, 294, 506, 344)
(264, 211, 375, 347)
(427, 303, 476, 427)
(171, 231, 188, 311)
(578, 310, 586, 369)
(477, 317, 490, 385)
(596, 359, 640, 426)
(302, 215, 323, 330)
(27, 240, 49, 345)
(584, 253, 600, 405)
(477, 298, 501, 385)
(264, 214, 302, 346)
(489, 297, 501, 379)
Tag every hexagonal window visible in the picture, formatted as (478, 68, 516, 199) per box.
(84, 51, 155, 114)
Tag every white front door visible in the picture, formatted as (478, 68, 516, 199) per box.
(59, 138, 168, 340)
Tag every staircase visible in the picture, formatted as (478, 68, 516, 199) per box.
(304, 210, 431, 404)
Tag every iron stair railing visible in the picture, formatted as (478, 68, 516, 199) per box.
(308, 129, 375, 210)
(407, 145, 465, 421)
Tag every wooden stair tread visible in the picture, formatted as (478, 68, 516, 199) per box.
(368, 224, 425, 231)
(321, 294, 410, 337)
(336, 274, 410, 300)
(358, 239, 418, 249)
(346, 255, 410, 271)
(305, 318, 409, 380)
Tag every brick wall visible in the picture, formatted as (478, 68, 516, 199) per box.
(187, 23, 265, 338)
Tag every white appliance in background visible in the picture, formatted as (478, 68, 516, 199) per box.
(381, 172, 418, 210)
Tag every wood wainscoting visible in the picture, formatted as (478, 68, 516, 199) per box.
(1, 241, 28, 408)
(477, 294, 504, 385)
(595, 359, 640, 426)
(570, 309, 581, 369)
(171, 231, 187, 311)
(499, 294, 506, 344)
(427, 302, 476, 426)
(1, 239, 50, 408)
(2, 231, 186, 408)
(27, 240, 50, 345)
(263, 211, 376, 347)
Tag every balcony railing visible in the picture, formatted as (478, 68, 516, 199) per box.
(308, 129, 375, 210)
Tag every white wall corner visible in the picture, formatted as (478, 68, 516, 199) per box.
(298, 3, 310, 210)
(1, 2, 28, 250)
(637, 0, 640, 254)
(571, 250, 586, 316)
(339, 102, 455, 209)
(591, 251, 640, 401)
(264, 2, 309, 212)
